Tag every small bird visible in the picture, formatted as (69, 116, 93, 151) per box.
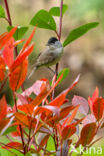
(28, 37, 63, 79)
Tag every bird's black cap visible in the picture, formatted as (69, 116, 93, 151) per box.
(47, 37, 58, 45)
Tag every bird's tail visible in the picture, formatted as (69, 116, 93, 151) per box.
(27, 66, 37, 80)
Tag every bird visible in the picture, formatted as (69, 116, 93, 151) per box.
(28, 37, 63, 79)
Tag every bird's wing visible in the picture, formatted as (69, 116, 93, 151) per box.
(35, 49, 56, 67)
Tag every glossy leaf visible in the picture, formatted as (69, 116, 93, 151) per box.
(0, 56, 5, 81)
(62, 125, 76, 140)
(3, 125, 17, 135)
(63, 22, 99, 47)
(49, 75, 80, 107)
(14, 112, 37, 128)
(30, 9, 56, 31)
(0, 26, 17, 50)
(72, 95, 89, 115)
(9, 59, 28, 91)
(57, 68, 70, 85)
(0, 119, 10, 133)
(17, 103, 34, 115)
(49, 4, 68, 16)
(10, 43, 34, 71)
(76, 123, 96, 147)
(0, 96, 7, 123)
(21, 27, 36, 53)
(2, 142, 23, 150)
(7, 26, 28, 40)
(2, 37, 14, 67)
(31, 74, 63, 107)
(92, 98, 104, 121)
(38, 134, 50, 152)
(0, 5, 5, 18)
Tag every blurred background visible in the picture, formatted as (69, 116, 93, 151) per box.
(0, 0, 104, 101)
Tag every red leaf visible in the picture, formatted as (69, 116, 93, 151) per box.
(92, 98, 104, 121)
(49, 75, 80, 107)
(34, 105, 60, 117)
(3, 38, 14, 67)
(17, 103, 34, 115)
(22, 79, 49, 97)
(0, 26, 17, 50)
(88, 87, 99, 111)
(76, 122, 96, 147)
(10, 44, 34, 71)
(0, 119, 10, 133)
(0, 56, 5, 81)
(21, 27, 36, 53)
(0, 96, 7, 123)
(38, 134, 50, 152)
(82, 114, 96, 126)
(9, 59, 28, 91)
(62, 125, 76, 140)
(72, 96, 89, 115)
(2, 142, 23, 150)
(14, 112, 37, 128)
(62, 105, 79, 129)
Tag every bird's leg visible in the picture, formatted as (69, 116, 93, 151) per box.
(47, 67, 55, 74)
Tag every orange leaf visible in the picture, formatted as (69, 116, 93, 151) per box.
(49, 75, 80, 107)
(62, 125, 76, 140)
(3, 37, 14, 67)
(38, 134, 50, 152)
(2, 142, 23, 150)
(0, 56, 5, 81)
(21, 27, 36, 53)
(62, 105, 79, 129)
(14, 112, 37, 128)
(17, 103, 34, 115)
(92, 98, 104, 121)
(10, 44, 34, 71)
(0, 96, 7, 123)
(0, 118, 10, 133)
(9, 59, 28, 91)
(0, 26, 17, 50)
(76, 122, 96, 147)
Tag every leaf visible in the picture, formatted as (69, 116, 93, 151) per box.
(49, 75, 80, 107)
(62, 125, 76, 140)
(0, 119, 10, 133)
(92, 98, 104, 121)
(3, 125, 17, 135)
(57, 68, 70, 85)
(9, 59, 28, 91)
(17, 103, 34, 115)
(2, 142, 23, 150)
(88, 87, 99, 111)
(7, 26, 28, 40)
(82, 114, 96, 126)
(25, 152, 32, 156)
(30, 9, 56, 31)
(0, 96, 7, 123)
(0, 26, 17, 50)
(76, 123, 97, 147)
(0, 5, 5, 18)
(0, 56, 5, 81)
(49, 4, 68, 16)
(63, 22, 99, 47)
(72, 95, 89, 115)
(2, 37, 14, 67)
(14, 112, 37, 128)
(31, 74, 63, 107)
(10, 43, 34, 71)
(62, 105, 79, 129)
(38, 134, 50, 152)
(21, 27, 36, 53)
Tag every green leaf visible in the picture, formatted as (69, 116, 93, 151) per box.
(7, 26, 28, 40)
(63, 22, 99, 47)
(3, 126, 17, 135)
(57, 68, 70, 85)
(30, 9, 56, 31)
(25, 152, 32, 156)
(0, 5, 5, 18)
(49, 4, 68, 16)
